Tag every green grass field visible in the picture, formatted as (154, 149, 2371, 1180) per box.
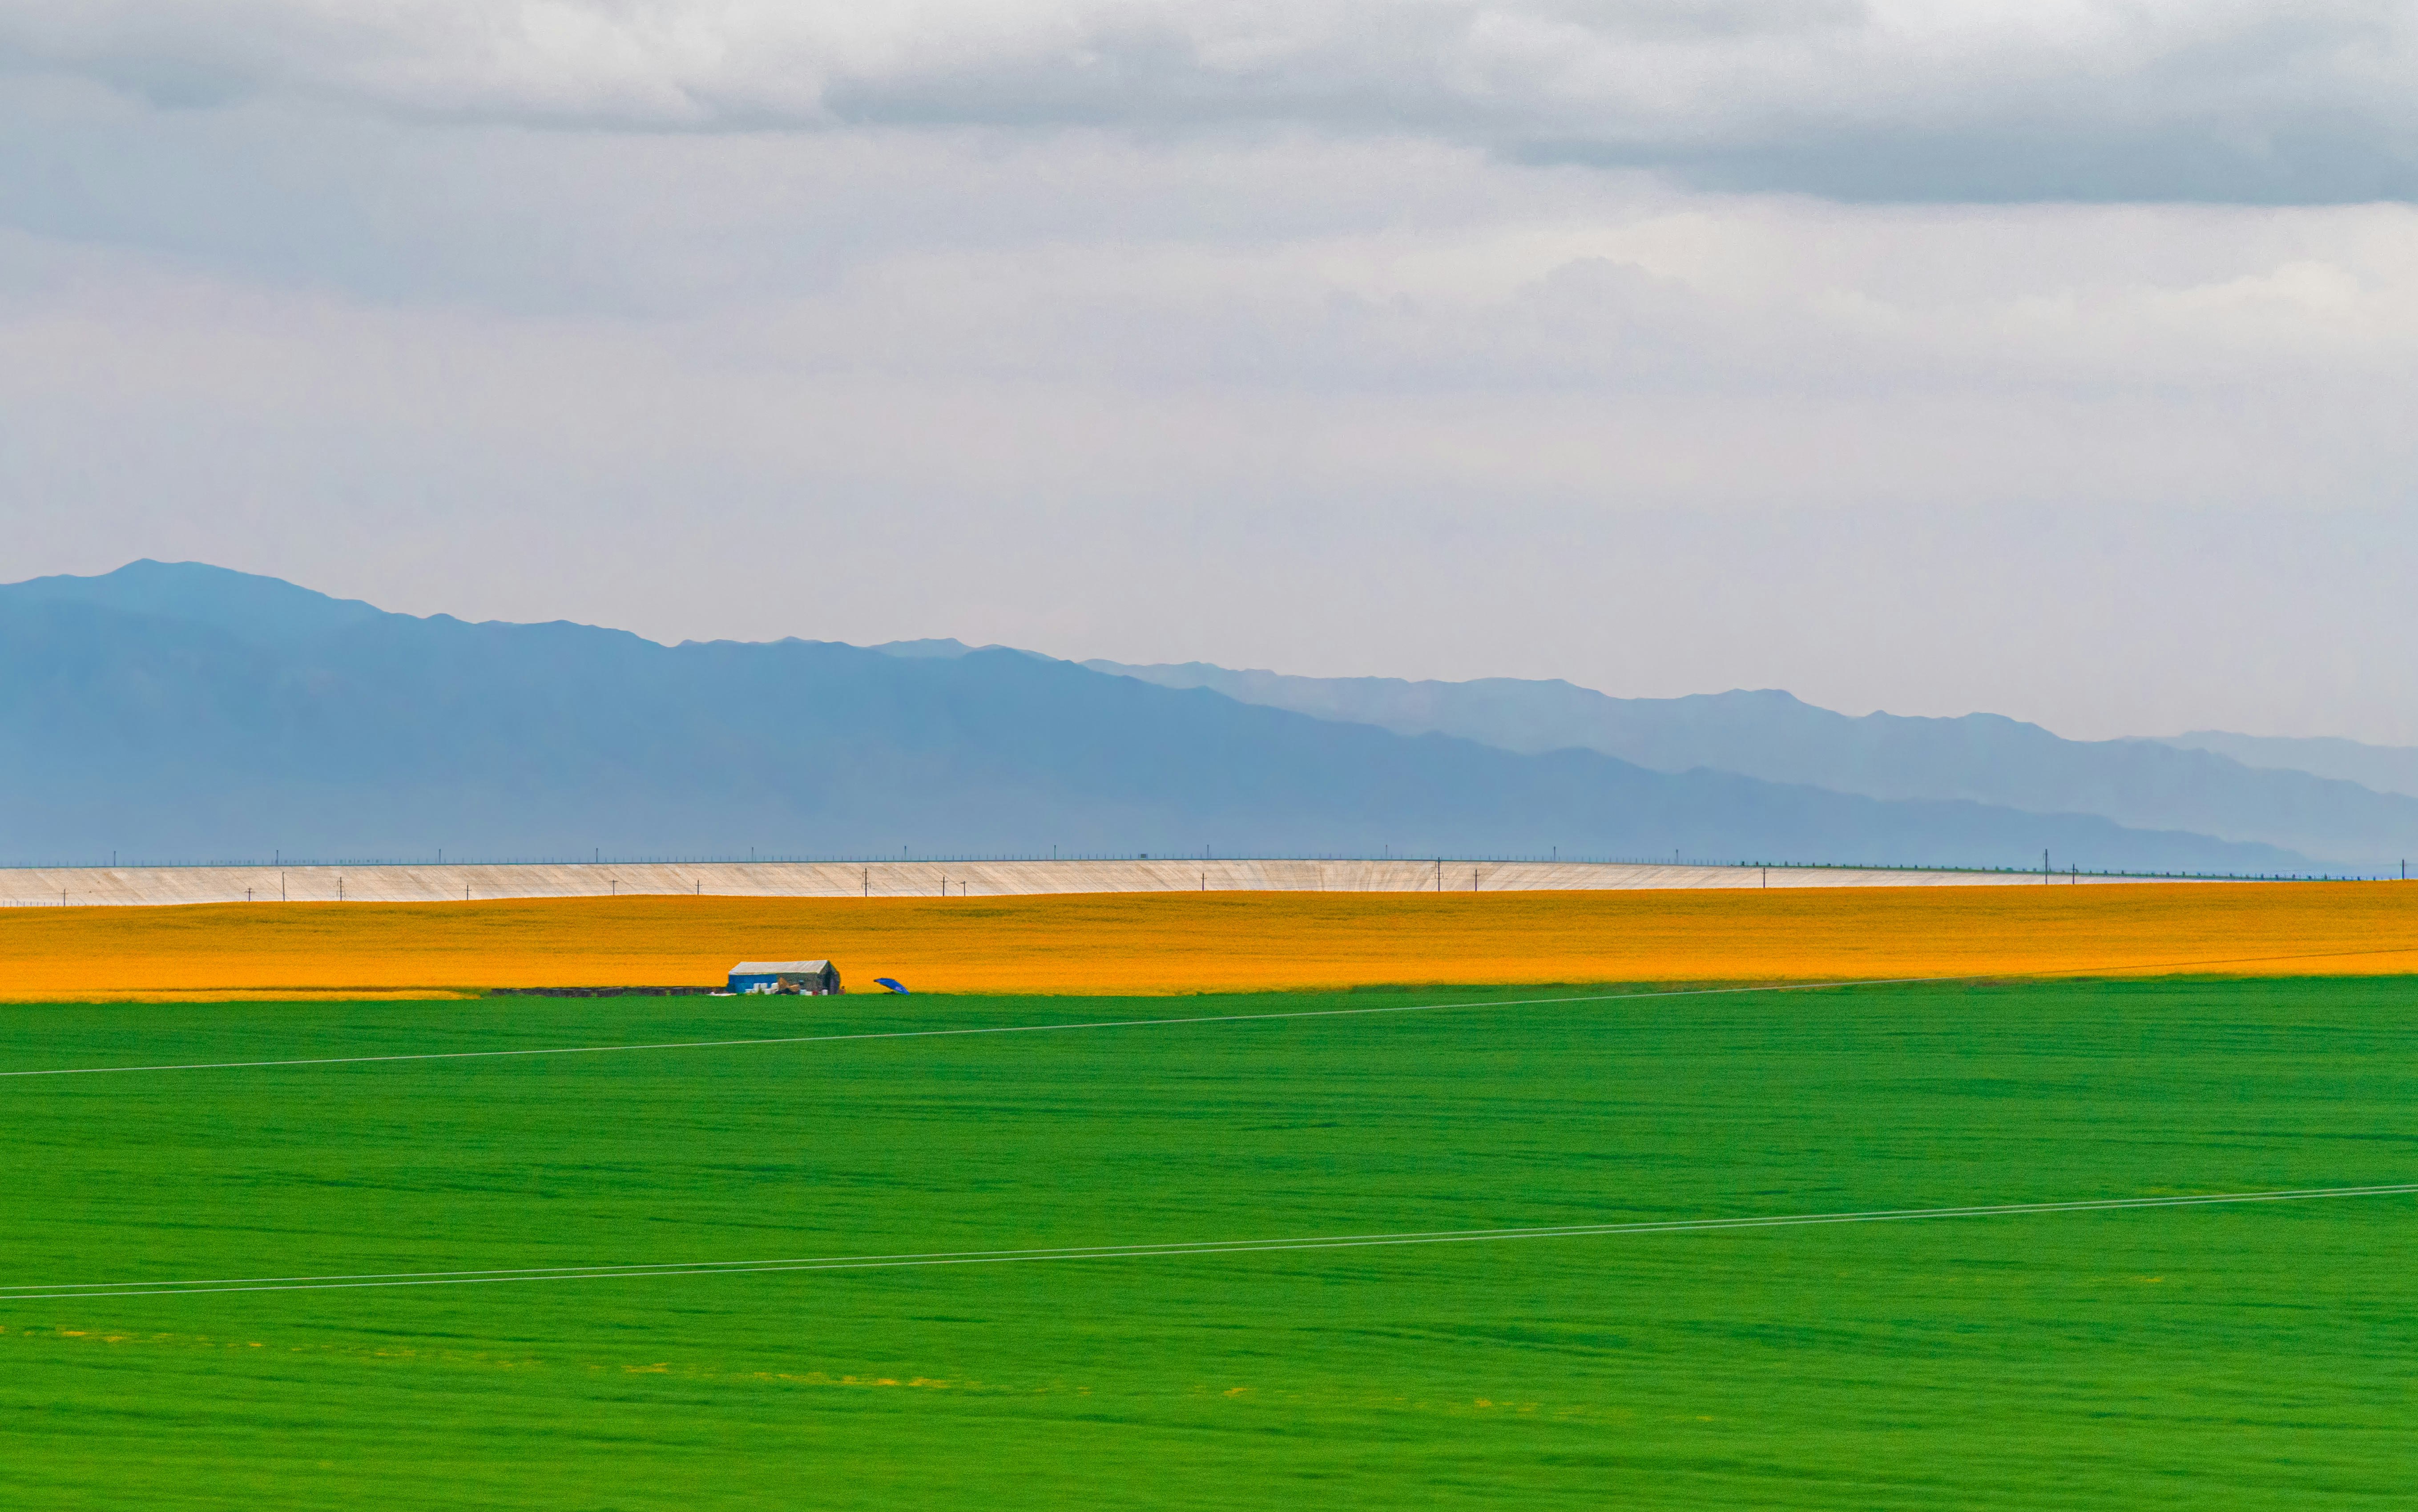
(3, 977, 2414, 1508)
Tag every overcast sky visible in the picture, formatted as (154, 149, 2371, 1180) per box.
(4, 2, 2416, 741)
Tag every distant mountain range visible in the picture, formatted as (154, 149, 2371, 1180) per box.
(2144, 730, 2418, 802)
(1083, 660, 2418, 869)
(0, 561, 2379, 873)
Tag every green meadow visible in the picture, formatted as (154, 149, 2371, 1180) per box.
(2, 978, 2413, 1508)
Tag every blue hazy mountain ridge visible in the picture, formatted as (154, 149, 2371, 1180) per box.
(5, 558, 388, 645)
(2147, 730, 2418, 802)
(0, 562, 2314, 871)
(1081, 660, 2418, 867)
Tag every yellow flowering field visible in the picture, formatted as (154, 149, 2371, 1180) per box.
(2, 881, 2413, 999)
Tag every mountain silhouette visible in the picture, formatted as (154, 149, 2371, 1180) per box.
(1087, 659, 2416, 867)
(0, 561, 2319, 874)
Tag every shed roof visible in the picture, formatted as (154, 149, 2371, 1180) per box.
(729, 960, 834, 975)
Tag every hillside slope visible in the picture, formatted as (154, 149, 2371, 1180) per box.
(2147, 730, 2418, 801)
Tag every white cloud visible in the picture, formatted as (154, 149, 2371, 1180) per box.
(4, 1, 2416, 200)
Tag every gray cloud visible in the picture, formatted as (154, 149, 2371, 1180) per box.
(3, 2, 2416, 202)
(5, 128, 2416, 740)
(2, 8, 2414, 746)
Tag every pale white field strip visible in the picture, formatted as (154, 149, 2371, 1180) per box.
(4, 1185, 2411, 1301)
(0, 856, 2235, 909)
(3, 944, 2411, 1081)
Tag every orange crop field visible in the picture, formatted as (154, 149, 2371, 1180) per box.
(3, 881, 2415, 1000)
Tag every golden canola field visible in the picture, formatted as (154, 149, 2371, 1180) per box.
(2, 882, 2415, 1000)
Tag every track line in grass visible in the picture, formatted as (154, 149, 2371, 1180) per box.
(0, 939, 2408, 1079)
(0, 977, 1945, 1079)
(4, 1184, 2412, 1301)
(3, 943, 2411, 1081)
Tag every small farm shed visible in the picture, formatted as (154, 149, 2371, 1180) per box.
(728, 960, 843, 995)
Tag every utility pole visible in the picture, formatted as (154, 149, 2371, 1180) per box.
(2043, 849, 2050, 883)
